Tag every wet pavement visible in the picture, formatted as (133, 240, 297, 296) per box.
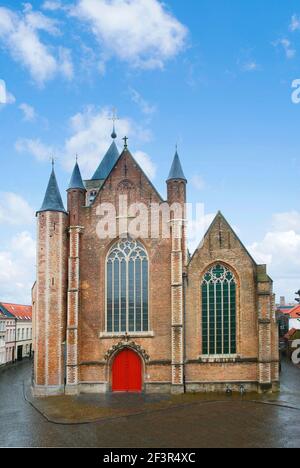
(0, 358, 300, 448)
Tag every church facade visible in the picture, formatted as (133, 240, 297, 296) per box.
(33, 130, 279, 396)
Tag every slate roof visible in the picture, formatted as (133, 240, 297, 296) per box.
(92, 141, 120, 180)
(167, 151, 187, 182)
(38, 168, 67, 214)
(68, 162, 85, 190)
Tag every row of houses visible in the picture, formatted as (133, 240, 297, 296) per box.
(0, 303, 32, 367)
(277, 304, 300, 336)
(276, 303, 300, 359)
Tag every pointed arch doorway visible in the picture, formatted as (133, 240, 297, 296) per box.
(112, 348, 142, 393)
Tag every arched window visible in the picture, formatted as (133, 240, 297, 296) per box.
(106, 238, 149, 333)
(202, 264, 237, 356)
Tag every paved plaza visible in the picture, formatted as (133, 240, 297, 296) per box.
(0, 358, 300, 448)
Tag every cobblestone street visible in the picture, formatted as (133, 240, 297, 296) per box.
(0, 358, 300, 448)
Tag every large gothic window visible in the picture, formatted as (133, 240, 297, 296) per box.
(201, 264, 237, 356)
(106, 238, 149, 333)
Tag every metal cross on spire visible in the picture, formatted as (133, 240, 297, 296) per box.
(50, 155, 56, 169)
(123, 136, 128, 150)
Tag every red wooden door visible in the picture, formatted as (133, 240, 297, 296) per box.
(112, 349, 142, 392)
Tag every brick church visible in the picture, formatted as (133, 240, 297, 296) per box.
(33, 127, 279, 396)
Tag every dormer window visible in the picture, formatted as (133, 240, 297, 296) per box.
(89, 190, 97, 204)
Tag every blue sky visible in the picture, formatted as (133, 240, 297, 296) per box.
(0, 0, 300, 304)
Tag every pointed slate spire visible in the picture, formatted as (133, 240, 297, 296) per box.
(68, 160, 85, 191)
(92, 140, 120, 180)
(167, 149, 187, 182)
(38, 166, 67, 214)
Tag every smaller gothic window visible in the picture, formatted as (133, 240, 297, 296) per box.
(201, 264, 237, 356)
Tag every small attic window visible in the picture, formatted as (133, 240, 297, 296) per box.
(89, 190, 97, 204)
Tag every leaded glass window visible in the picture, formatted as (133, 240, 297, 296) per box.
(202, 264, 237, 356)
(106, 238, 149, 333)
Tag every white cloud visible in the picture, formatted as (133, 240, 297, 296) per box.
(0, 5, 73, 85)
(129, 88, 156, 115)
(290, 14, 300, 32)
(0, 193, 34, 226)
(42, 1, 64, 11)
(274, 38, 296, 59)
(15, 105, 155, 179)
(58, 47, 74, 80)
(15, 138, 54, 162)
(272, 211, 300, 232)
(10, 231, 36, 260)
(71, 0, 187, 69)
(248, 211, 300, 301)
(98, 60, 106, 76)
(242, 61, 259, 72)
(0, 79, 15, 105)
(0, 231, 36, 304)
(191, 174, 206, 191)
(0, 80, 5, 104)
(134, 151, 156, 179)
(19, 102, 36, 121)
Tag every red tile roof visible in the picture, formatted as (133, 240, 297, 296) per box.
(0, 303, 32, 320)
(288, 305, 300, 319)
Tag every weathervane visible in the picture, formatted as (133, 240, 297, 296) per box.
(109, 107, 118, 124)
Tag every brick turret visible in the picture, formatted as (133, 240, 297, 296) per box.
(65, 161, 86, 394)
(167, 150, 187, 394)
(67, 160, 86, 225)
(33, 166, 68, 396)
